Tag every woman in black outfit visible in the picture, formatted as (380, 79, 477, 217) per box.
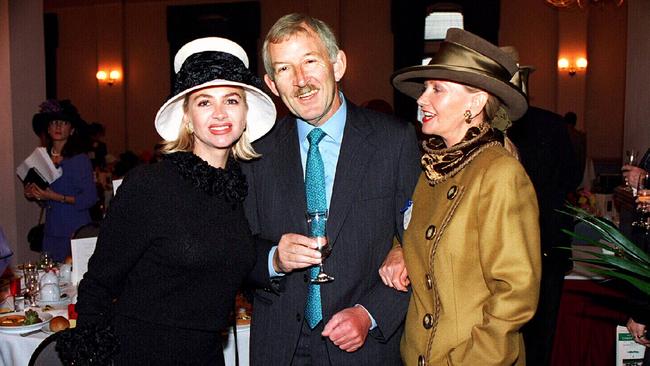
(58, 37, 276, 365)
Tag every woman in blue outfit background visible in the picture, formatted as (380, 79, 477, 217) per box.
(25, 100, 97, 262)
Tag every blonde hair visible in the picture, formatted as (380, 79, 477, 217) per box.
(462, 85, 519, 159)
(160, 91, 260, 161)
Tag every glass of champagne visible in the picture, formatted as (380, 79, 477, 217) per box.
(306, 210, 333, 283)
(633, 173, 650, 230)
(623, 149, 639, 190)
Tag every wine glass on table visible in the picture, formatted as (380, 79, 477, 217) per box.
(306, 210, 333, 283)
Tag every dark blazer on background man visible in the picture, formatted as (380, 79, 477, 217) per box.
(242, 100, 421, 365)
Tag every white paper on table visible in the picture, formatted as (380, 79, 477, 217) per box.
(616, 325, 646, 366)
(112, 179, 123, 196)
(71, 237, 97, 286)
(16, 147, 63, 184)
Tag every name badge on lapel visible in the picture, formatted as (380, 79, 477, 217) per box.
(401, 199, 413, 231)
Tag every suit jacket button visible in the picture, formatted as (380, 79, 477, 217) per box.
(418, 355, 426, 366)
(447, 185, 458, 200)
(296, 313, 302, 322)
(425, 274, 433, 290)
(425, 225, 436, 240)
(423, 313, 433, 329)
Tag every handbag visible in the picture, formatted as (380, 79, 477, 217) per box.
(27, 208, 45, 253)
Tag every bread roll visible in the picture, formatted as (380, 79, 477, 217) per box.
(49, 316, 70, 332)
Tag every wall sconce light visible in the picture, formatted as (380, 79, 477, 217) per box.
(96, 69, 122, 86)
(558, 57, 588, 77)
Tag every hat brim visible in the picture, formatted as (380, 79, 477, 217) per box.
(392, 65, 528, 121)
(155, 80, 277, 142)
(32, 111, 84, 136)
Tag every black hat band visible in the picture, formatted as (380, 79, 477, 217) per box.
(172, 51, 263, 98)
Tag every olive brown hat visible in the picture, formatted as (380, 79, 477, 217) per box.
(391, 28, 528, 121)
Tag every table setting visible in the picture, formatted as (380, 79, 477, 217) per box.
(0, 254, 76, 366)
(0, 253, 253, 365)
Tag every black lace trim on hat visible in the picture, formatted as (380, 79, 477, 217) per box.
(165, 152, 247, 202)
(172, 51, 262, 97)
(420, 123, 504, 186)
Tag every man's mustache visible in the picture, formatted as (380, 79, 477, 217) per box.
(294, 84, 319, 97)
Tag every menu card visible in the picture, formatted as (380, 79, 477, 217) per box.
(16, 147, 62, 188)
(71, 237, 97, 286)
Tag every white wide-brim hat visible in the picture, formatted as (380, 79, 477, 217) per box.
(155, 37, 276, 142)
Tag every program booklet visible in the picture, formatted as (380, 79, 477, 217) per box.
(16, 147, 62, 188)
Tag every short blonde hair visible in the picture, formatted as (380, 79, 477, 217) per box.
(160, 92, 260, 161)
(462, 85, 501, 123)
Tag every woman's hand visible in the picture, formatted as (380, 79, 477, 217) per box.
(28, 184, 57, 202)
(378, 246, 410, 292)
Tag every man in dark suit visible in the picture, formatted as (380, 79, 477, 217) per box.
(242, 13, 421, 365)
(506, 63, 582, 366)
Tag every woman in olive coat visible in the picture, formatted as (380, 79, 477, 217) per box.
(380, 28, 541, 365)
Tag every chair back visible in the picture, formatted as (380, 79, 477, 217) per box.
(29, 333, 63, 366)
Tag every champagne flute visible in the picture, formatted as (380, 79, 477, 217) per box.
(306, 210, 333, 283)
(623, 149, 639, 190)
(633, 173, 650, 231)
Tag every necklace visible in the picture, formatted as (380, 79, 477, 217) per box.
(51, 150, 61, 157)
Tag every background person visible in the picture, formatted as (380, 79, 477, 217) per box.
(381, 28, 541, 365)
(242, 13, 421, 365)
(60, 37, 276, 365)
(25, 99, 97, 262)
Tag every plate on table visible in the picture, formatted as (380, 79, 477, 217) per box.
(0, 311, 52, 334)
(36, 296, 72, 307)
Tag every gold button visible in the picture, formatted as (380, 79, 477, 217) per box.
(447, 185, 458, 200)
(425, 274, 433, 290)
(418, 355, 426, 366)
(423, 313, 433, 329)
(425, 225, 436, 240)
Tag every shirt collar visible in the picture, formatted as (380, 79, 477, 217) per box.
(297, 93, 347, 143)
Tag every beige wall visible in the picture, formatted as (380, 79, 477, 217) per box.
(44, 0, 629, 165)
(2, 0, 46, 264)
(623, 0, 650, 157)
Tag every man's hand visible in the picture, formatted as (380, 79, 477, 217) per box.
(273, 233, 321, 273)
(322, 306, 371, 352)
(622, 165, 647, 189)
(378, 246, 409, 292)
(627, 318, 650, 347)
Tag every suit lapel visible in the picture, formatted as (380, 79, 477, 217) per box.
(274, 117, 308, 233)
(327, 103, 375, 244)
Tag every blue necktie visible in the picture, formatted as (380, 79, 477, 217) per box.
(304, 128, 326, 329)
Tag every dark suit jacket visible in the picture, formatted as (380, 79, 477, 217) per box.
(242, 101, 421, 365)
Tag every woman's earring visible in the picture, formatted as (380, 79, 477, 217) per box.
(464, 110, 472, 124)
(185, 122, 194, 134)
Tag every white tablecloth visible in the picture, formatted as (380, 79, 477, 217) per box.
(0, 320, 251, 366)
(0, 308, 67, 366)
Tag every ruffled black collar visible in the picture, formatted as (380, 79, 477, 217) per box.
(165, 152, 247, 202)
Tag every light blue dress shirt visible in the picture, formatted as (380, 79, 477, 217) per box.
(265, 96, 378, 329)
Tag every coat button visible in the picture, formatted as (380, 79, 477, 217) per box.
(296, 313, 302, 322)
(425, 274, 433, 290)
(418, 355, 426, 366)
(423, 313, 433, 329)
(425, 225, 436, 240)
(447, 185, 458, 200)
